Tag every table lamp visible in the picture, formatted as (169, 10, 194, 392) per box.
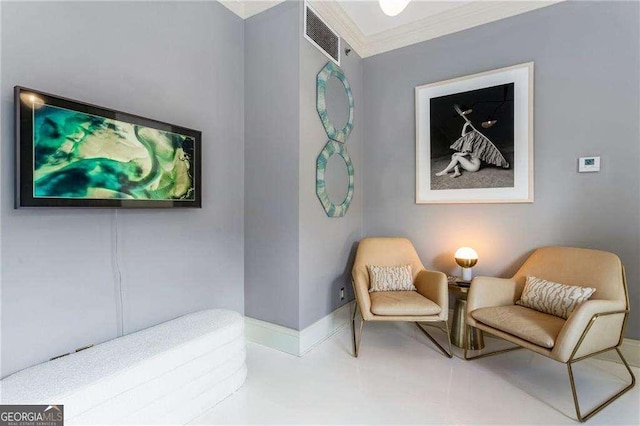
(454, 247, 478, 282)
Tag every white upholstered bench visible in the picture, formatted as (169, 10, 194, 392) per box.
(1, 309, 247, 425)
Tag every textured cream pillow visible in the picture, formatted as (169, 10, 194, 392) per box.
(516, 276, 596, 319)
(367, 265, 416, 292)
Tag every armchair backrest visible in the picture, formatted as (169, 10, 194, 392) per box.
(352, 238, 425, 290)
(513, 246, 627, 306)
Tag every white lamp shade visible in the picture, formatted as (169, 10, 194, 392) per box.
(454, 247, 478, 260)
(379, 0, 411, 17)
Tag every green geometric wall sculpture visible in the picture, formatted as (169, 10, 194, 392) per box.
(315, 61, 355, 218)
(316, 61, 354, 144)
(316, 140, 355, 218)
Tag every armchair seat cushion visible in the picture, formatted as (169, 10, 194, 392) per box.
(370, 291, 441, 316)
(471, 305, 565, 349)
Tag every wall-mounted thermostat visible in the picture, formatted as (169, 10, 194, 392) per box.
(578, 156, 600, 173)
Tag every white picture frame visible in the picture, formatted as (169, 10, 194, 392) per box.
(415, 62, 534, 204)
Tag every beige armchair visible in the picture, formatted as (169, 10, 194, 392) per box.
(466, 246, 635, 422)
(351, 237, 451, 358)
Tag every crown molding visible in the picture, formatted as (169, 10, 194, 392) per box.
(219, 0, 287, 20)
(244, 0, 288, 18)
(306, 0, 367, 58)
(220, 1, 563, 58)
(364, 1, 563, 57)
(219, 0, 245, 18)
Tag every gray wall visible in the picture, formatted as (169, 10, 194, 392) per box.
(0, 1, 245, 377)
(298, 8, 364, 329)
(363, 1, 640, 338)
(244, 1, 301, 329)
(244, 0, 364, 330)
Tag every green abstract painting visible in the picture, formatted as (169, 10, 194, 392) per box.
(33, 104, 195, 201)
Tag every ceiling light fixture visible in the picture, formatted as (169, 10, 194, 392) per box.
(379, 0, 411, 17)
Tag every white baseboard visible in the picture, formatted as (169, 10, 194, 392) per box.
(244, 317, 300, 356)
(299, 302, 354, 355)
(245, 302, 354, 356)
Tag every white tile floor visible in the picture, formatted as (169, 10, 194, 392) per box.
(191, 322, 639, 425)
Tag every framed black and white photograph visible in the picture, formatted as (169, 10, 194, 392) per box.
(415, 63, 533, 204)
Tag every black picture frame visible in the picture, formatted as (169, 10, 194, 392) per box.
(15, 86, 202, 208)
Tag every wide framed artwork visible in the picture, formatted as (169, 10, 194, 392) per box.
(415, 62, 533, 204)
(15, 86, 201, 208)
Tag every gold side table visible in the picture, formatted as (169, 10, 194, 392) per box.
(448, 280, 484, 350)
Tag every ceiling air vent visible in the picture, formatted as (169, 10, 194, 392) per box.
(304, 3, 340, 65)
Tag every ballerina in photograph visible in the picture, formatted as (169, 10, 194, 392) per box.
(436, 104, 509, 178)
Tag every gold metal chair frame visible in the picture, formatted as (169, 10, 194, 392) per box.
(351, 299, 453, 359)
(566, 309, 635, 422)
(462, 272, 636, 423)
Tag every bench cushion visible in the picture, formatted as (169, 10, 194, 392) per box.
(370, 291, 441, 316)
(471, 305, 565, 348)
(1, 309, 246, 424)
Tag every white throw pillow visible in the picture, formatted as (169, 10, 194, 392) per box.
(516, 276, 596, 319)
(367, 265, 416, 292)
